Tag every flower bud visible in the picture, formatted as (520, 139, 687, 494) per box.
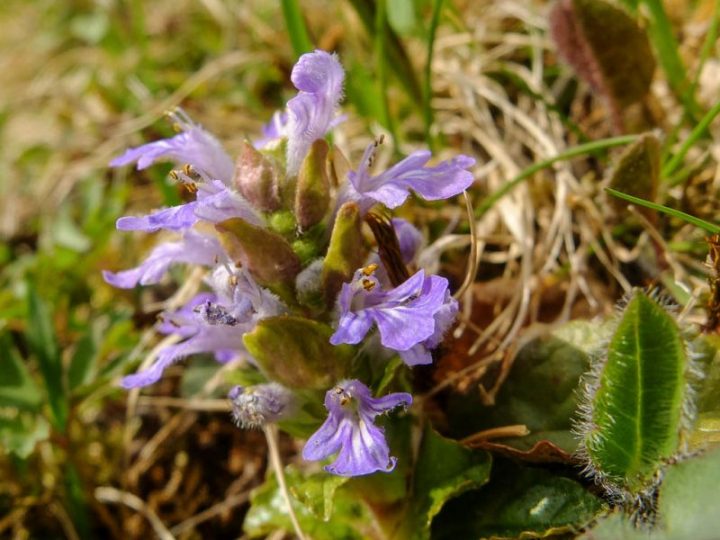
(229, 383, 293, 428)
(233, 142, 282, 212)
(295, 139, 331, 230)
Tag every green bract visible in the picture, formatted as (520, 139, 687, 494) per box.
(580, 290, 691, 494)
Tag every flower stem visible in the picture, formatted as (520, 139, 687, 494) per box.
(264, 425, 307, 540)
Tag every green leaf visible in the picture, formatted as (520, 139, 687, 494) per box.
(433, 459, 604, 540)
(654, 446, 720, 538)
(243, 316, 353, 390)
(582, 290, 689, 492)
(608, 133, 660, 219)
(0, 412, 50, 458)
(689, 336, 720, 450)
(580, 511, 656, 540)
(446, 320, 608, 443)
(291, 473, 349, 521)
(0, 332, 42, 411)
(583, 447, 720, 539)
(26, 284, 68, 431)
(549, 0, 655, 131)
(386, 0, 417, 35)
(215, 218, 301, 297)
(243, 466, 372, 539)
(404, 426, 492, 539)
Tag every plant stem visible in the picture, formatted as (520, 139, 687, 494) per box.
(264, 425, 307, 540)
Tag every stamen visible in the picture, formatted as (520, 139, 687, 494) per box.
(362, 263, 379, 276)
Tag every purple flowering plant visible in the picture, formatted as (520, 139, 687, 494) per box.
(107, 49, 476, 523)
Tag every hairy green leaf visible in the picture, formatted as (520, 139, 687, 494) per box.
(446, 320, 609, 451)
(582, 290, 688, 492)
(583, 447, 720, 539)
(549, 0, 655, 131)
(433, 459, 604, 540)
(404, 426, 492, 539)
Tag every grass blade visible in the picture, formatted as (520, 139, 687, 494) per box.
(662, 99, 720, 179)
(641, 0, 698, 119)
(374, 0, 398, 143)
(346, 0, 423, 105)
(606, 187, 720, 233)
(281, 0, 313, 58)
(423, 0, 444, 149)
(476, 135, 638, 218)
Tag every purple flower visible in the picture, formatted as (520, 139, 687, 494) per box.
(392, 218, 424, 264)
(229, 383, 294, 428)
(110, 110, 234, 184)
(117, 202, 199, 232)
(102, 230, 224, 289)
(114, 180, 263, 233)
(254, 111, 289, 149)
(344, 144, 476, 213)
(330, 267, 454, 366)
(396, 288, 458, 366)
(302, 379, 411, 476)
(286, 50, 344, 176)
(120, 269, 285, 388)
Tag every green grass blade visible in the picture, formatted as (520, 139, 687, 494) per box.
(583, 291, 688, 492)
(26, 284, 68, 431)
(281, 0, 313, 58)
(606, 187, 720, 233)
(476, 135, 637, 218)
(423, 0, 444, 149)
(662, 99, 720, 179)
(374, 0, 398, 143)
(689, 0, 719, 105)
(641, 0, 698, 119)
(346, 0, 423, 105)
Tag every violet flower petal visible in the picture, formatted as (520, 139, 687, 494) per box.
(120, 324, 246, 388)
(392, 218, 424, 264)
(286, 50, 344, 175)
(347, 145, 476, 211)
(102, 230, 223, 289)
(116, 202, 199, 232)
(194, 180, 264, 226)
(254, 110, 289, 149)
(111, 124, 234, 183)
